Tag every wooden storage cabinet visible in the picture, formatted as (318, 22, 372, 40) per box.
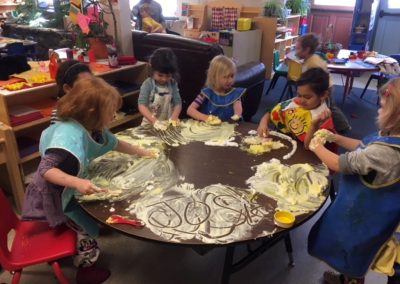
(0, 62, 148, 209)
(309, 10, 353, 49)
(254, 15, 300, 79)
(183, 4, 207, 39)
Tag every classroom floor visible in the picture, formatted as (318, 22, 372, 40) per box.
(0, 73, 388, 284)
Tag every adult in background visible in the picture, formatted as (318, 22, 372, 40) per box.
(131, 0, 165, 31)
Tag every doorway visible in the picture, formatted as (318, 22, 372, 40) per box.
(373, 0, 400, 54)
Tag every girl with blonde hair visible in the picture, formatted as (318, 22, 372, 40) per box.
(187, 55, 245, 123)
(308, 78, 400, 284)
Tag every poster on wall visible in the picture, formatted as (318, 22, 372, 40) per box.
(365, 0, 381, 50)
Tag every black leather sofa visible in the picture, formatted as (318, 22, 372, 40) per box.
(132, 30, 266, 121)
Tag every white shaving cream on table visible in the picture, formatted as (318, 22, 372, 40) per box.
(269, 131, 297, 160)
(130, 183, 274, 244)
(79, 122, 327, 244)
(247, 159, 329, 215)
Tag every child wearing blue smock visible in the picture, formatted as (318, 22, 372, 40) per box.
(308, 78, 400, 284)
(187, 55, 245, 124)
(22, 77, 154, 283)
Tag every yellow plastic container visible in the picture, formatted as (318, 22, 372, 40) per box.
(274, 211, 295, 228)
(237, 18, 251, 31)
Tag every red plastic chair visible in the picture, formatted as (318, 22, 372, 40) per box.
(0, 188, 77, 284)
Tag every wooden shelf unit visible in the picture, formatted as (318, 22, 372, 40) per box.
(183, 4, 207, 39)
(0, 62, 149, 209)
(0, 2, 18, 17)
(254, 15, 301, 79)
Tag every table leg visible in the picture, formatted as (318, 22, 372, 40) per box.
(221, 246, 235, 284)
(284, 233, 295, 267)
(342, 72, 351, 104)
(349, 72, 355, 94)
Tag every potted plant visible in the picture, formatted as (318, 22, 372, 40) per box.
(70, 0, 118, 58)
(285, 0, 309, 16)
(264, 0, 286, 19)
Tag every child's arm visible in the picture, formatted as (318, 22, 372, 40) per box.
(152, 25, 164, 33)
(44, 168, 103, 195)
(304, 110, 331, 150)
(138, 104, 158, 124)
(115, 139, 155, 157)
(170, 105, 182, 121)
(187, 94, 209, 122)
(311, 144, 341, 172)
(334, 134, 361, 151)
(232, 100, 242, 120)
(39, 150, 103, 195)
(138, 80, 158, 124)
(170, 82, 182, 121)
(257, 112, 270, 137)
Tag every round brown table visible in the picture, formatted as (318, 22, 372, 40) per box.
(81, 122, 329, 283)
(328, 50, 380, 103)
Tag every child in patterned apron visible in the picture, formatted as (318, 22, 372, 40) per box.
(186, 55, 245, 124)
(257, 68, 336, 150)
(308, 78, 400, 284)
(22, 77, 155, 284)
(138, 48, 182, 130)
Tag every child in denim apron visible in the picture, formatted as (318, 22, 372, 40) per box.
(138, 48, 182, 130)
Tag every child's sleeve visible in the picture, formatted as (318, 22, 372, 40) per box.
(320, 117, 336, 133)
(171, 81, 182, 107)
(138, 79, 152, 106)
(339, 144, 400, 177)
(269, 102, 290, 133)
(39, 149, 79, 177)
(192, 93, 207, 106)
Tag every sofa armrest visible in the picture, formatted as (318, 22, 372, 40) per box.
(234, 62, 266, 122)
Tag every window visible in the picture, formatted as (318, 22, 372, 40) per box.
(313, 0, 356, 7)
(388, 0, 400, 9)
(129, 0, 177, 17)
(37, 0, 54, 11)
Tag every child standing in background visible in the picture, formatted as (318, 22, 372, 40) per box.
(187, 55, 245, 123)
(308, 78, 400, 284)
(140, 3, 165, 33)
(257, 68, 335, 149)
(138, 48, 182, 129)
(52, 60, 92, 124)
(22, 77, 154, 284)
(295, 33, 351, 134)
